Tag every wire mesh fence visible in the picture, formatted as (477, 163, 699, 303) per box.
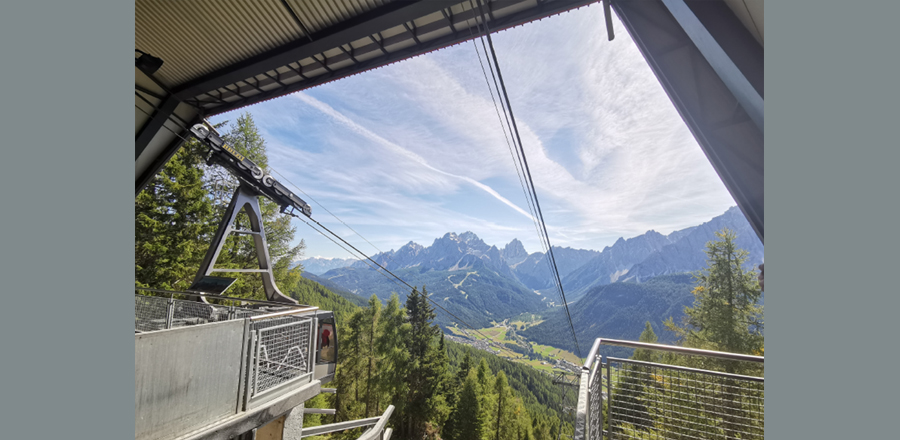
(602, 358, 764, 440)
(134, 293, 272, 332)
(588, 361, 605, 440)
(135, 294, 170, 332)
(250, 318, 314, 397)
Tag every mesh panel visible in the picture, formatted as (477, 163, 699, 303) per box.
(589, 360, 604, 440)
(135, 295, 169, 332)
(251, 318, 313, 397)
(605, 359, 764, 440)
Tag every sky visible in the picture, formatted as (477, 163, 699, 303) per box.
(210, 4, 737, 260)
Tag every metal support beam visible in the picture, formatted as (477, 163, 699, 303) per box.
(202, 0, 600, 116)
(660, 0, 763, 130)
(612, 0, 764, 243)
(299, 416, 382, 437)
(193, 184, 298, 304)
(135, 95, 180, 160)
(135, 123, 191, 196)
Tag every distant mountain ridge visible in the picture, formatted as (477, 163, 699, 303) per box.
(304, 207, 763, 331)
(295, 257, 357, 275)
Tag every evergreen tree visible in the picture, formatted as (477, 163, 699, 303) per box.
(633, 321, 659, 363)
(400, 286, 447, 439)
(663, 228, 764, 438)
(664, 228, 764, 371)
(451, 373, 485, 440)
(207, 113, 305, 300)
(493, 371, 517, 440)
(377, 293, 410, 427)
(363, 295, 382, 416)
(135, 138, 216, 290)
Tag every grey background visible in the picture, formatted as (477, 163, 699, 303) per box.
(0, 1, 134, 438)
(0, 0, 897, 439)
(768, 0, 900, 438)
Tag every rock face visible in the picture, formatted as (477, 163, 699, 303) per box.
(620, 207, 763, 282)
(512, 247, 601, 291)
(501, 239, 530, 267)
(561, 230, 673, 299)
(315, 207, 763, 334)
(559, 207, 763, 299)
(352, 232, 517, 279)
(295, 257, 356, 275)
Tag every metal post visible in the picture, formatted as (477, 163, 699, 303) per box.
(605, 361, 612, 438)
(237, 318, 251, 413)
(166, 297, 174, 329)
(309, 317, 318, 373)
(244, 330, 257, 410)
(253, 329, 262, 398)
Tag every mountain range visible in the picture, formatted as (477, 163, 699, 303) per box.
(300, 206, 763, 333)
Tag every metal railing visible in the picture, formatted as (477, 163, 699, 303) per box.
(575, 338, 764, 440)
(301, 405, 395, 440)
(135, 290, 321, 440)
(248, 317, 315, 399)
(135, 292, 265, 332)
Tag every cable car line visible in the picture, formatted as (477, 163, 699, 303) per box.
(470, 0, 582, 358)
(464, 0, 564, 329)
(286, 210, 520, 358)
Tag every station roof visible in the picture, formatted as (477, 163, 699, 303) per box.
(136, 0, 764, 242)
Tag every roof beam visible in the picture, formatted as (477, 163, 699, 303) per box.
(613, 0, 764, 242)
(135, 122, 193, 196)
(660, 0, 763, 130)
(135, 95, 180, 160)
(172, 0, 459, 101)
(203, 0, 602, 116)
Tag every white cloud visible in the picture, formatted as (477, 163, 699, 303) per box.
(213, 4, 737, 257)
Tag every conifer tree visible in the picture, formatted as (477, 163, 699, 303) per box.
(633, 321, 659, 363)
(135, 138, 216, 290)
(377, 293, 410, 426)
(207, 113, 305, 300)
(665, 228, 764, 371)
(663, 228, 764, 438)
(452, 373, 485, 440)
(493, 371, 517, 440)
(401, 286, 446, 439)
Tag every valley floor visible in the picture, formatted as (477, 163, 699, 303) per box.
(446, 322, 582, 376)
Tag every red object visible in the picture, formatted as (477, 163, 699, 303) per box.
(321, 329, 331, 347)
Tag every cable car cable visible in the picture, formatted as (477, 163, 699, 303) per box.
(471, 0, 582, 358)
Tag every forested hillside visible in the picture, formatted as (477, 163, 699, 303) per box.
(319, 263, 547, 329)
(522, 273, 696, 357)
(304, 287, 571, 440)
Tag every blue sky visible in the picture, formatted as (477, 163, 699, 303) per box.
(211, 4, 736, 259)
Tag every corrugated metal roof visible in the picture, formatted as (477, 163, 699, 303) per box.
(136, 0, 394, 87)
(135, 0, 606, 189)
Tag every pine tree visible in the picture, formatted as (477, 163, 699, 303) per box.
(207, 113, 305, 300)
(135, 138, 216, 290)
(363, 295, 382, 417)
(493, 371, 517, 440)
(633, 321, 659, 363)
(376, 293, 410, 427)
(452, 373, 485, 440)
(664, 228, 764, 371)
(663, 228, 764, 438)
(401, 286, 446, 439)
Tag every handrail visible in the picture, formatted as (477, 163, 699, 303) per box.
(606, 356, 765, 382)
(358, 405, 395, 440)
(136, 287, 316, 309)
(593, 338, 764, 363)
(250, 306, 319, 321)
(582, 338, 603, 370)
